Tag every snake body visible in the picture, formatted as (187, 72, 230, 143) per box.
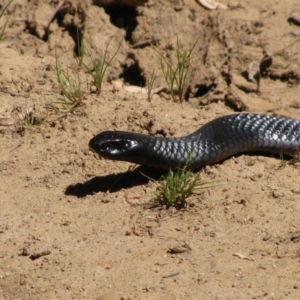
(89, 113, 300, 170)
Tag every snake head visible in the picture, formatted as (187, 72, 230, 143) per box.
(89, 131, 143, 162)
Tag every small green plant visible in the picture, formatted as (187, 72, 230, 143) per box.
(0, 0, 13, 42)
(290, 151, 300, 165)
(87, 36, 122, 95)
(54, 49, 84, 111)
(146, 69, 158, 102)
(154, 37, 198, 103)
(276, 149, 300, 169)
(154, 167, 199, 209)
(153, 157, 213, 209)
(13, 104, 46, 127)
(22, 110, 46, 127)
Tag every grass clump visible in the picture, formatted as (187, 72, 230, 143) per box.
(88, 36, 122, 95)
(0, 0, 13, 42)
(12, 104, 46, 127)
(153, 157, 212, 209)
(154, 37, 198, 103)
(54, 49, 84, 111)
(21, 109, 46, 127)
(154, 167, 199, 209)
(289, 151, 300, 166)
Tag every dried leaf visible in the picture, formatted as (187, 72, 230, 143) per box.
(233, 252, 253, 261)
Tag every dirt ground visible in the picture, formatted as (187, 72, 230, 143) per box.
(1, 0, 300, 299)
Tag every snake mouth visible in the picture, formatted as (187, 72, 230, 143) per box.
(98, 140, 138, 155)
(100, 140, 130, 153)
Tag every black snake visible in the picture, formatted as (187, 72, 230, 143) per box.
(89, 113, 300, 170)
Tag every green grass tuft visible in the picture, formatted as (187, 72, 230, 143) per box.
(54, 49, 84, 111)
(154, 37, 198, 103)
(87, 36, 122, 95)
(153, 157, 215, 209)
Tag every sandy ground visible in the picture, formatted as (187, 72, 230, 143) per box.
(1, 0, 300, 299)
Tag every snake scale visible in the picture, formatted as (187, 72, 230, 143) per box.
(89, 113, 300, 170)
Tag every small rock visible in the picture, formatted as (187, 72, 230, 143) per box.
(21, 248, 30, 256)
(288, 12, 300, 26)
(272, 190, 284, 198)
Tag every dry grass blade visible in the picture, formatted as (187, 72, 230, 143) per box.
(146, 69, 158, 101)
(74, 27, 85, 67)
(0, 0, 13, 42)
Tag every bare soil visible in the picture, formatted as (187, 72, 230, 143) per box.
(1, 0, 300, 299)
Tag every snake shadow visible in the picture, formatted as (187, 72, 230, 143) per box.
(65, 151, 294, 198)
(65, 166, 167, 198)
